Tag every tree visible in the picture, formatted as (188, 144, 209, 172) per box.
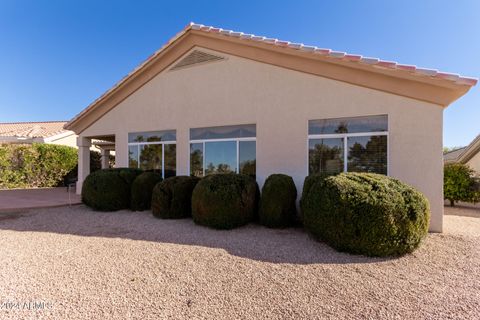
(444, 163, 480, 206)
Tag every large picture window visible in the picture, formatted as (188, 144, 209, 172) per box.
(189, 124, 256, 177)
(308, 115, 388, 175)
(128, 130, 176, 178)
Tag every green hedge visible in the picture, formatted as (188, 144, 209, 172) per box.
(259, 174, 297, 228)
(151, 176, 200, 219)
(82, 168, 142, 211)
(300, 172, 430, 257)
(0, 143, 77, 189)
(130, 172, 163, 211)
(192, 174, 258, 229)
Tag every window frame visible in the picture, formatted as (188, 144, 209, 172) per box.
(188, 136, 256, 176)
(307, 116, 389, 175)
(128, 139, 176, 179)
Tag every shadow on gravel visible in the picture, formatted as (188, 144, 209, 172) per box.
(0, 205, 393, 265)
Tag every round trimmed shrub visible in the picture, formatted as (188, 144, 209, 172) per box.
(192, 174, 258, 229)
(259, 174, 297, 228)
(130, 172, 163, 211)
(300, 172, 430, 257)
(82, 168, 142, 211)
(151, 176, 200, 219)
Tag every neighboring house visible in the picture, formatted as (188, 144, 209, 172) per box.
(0, 121, 114, 169)
(65, 23, 477, 232)
(0, 121, 77, 147)
(444, 134, 480, 174)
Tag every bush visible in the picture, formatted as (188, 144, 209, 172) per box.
(130, 172, 163, 211)
(258, 174, 297, 228)
(0, 143, 77, 189)
(444, 163, 480, 206)
(82, 168, 142, 211)
(151, 176, 200, 219)
(192, 174, 258, 229)
(301, 172, 430, 257)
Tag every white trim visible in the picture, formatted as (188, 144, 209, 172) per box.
(189, 137, 255, 143)
(236, 141, 240, 173)
(128, 141, 176, 146)
(308, 131, 388, 139)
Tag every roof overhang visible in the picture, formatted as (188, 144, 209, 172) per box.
(65, 23, 477, 134)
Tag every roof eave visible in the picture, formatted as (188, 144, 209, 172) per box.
(65, 23, 477, 134)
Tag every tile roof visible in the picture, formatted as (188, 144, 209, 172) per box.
(189, 23, 477, 86)
(0, 121, 70, 138)
(443, 147, 467, 162)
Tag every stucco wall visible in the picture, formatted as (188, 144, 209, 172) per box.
(80, 48, 444, 231)
(47, 133, 78, 148)
(466, 151, 480, 174)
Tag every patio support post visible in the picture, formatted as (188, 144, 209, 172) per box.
(76, 137, 91, 195)
(100, 149, 110, 169)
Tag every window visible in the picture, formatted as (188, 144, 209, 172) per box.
(189, 124, 256, 177)
(308, 115, 388, 175)
(128, 130, 176, 178)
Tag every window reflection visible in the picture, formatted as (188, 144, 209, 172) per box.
(190, 124, 256, 140)
(164, 144, 176, 178)
(309, 115, 387, 135)
(139, 144, 162, 171)
(347, 136, 387, 174)
(205, 141, 237, 175)
(128, 145, 139, 168)
(239, 141, 256, 177)
(309, 138, 344, 174)
(190, 143, 204, 177)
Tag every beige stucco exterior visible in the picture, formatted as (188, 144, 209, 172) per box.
(466, 151, 480, 174)
(77, 48, 444, 231)
(45, 132, 78, 147)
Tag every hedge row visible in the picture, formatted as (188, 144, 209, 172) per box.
(82, 169, 431, 257)
(0, 143, 109, 189)
(0, 143, 77, 189)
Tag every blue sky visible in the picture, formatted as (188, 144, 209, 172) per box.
(0, 0, 478, 147)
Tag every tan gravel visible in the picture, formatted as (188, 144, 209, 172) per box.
(0, 205, 478, 320)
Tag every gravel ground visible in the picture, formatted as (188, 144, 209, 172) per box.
(0, 205, 478, 320)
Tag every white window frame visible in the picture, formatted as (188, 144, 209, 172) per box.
(128, 140, 176, 179)
(188, 137, 256, 176)
(308, 130, 389, 175)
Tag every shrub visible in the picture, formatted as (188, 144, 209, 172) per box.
(192, 174, 258, 229)
(151, 176, 200, 219)
(130, 172, 163, 211)
(258, 174, 297, 228)
(301, 172, 430, 257)
(0, 143, 77, 189)
(444, 163, 480, 206)
(82, 168, 142, 211)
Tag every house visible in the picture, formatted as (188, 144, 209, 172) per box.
(444, 134, 480, 174)
(65, 23, 477, 232)
(0, 121, 114, 169)
(0, 121, 77, 146)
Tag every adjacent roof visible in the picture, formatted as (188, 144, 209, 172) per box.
(444, 147, 467, 162)
(66, 22, 478, 133)
(0, 121, 70, 139)
(445, 134, 480, 164)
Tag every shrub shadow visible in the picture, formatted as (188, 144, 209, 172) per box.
(0, 205, 395, 265)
